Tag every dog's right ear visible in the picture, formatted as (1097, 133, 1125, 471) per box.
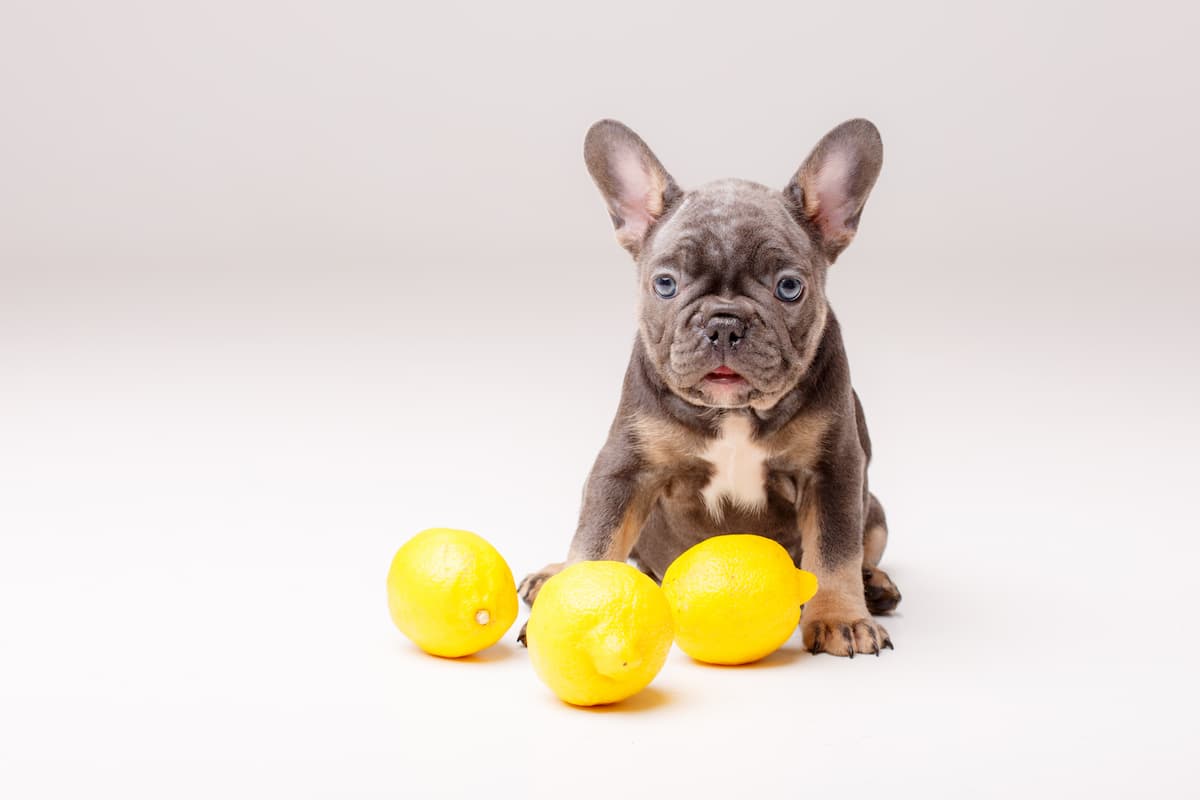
(584, 120, 681, 256)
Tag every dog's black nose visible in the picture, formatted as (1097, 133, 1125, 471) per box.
(704, 314, 746, 349)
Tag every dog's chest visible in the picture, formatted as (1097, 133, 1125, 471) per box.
(696, 415, 769, 519)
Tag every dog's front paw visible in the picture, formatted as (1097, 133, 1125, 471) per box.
(802, 614, 892, 658)
(517, 562, 565, 606)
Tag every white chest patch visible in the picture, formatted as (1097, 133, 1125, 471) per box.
(697, 414, 769, 520)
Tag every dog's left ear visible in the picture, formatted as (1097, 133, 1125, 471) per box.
(785, 119, 883, 262)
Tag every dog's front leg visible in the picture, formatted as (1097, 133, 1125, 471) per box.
(798, 444, 893, 657)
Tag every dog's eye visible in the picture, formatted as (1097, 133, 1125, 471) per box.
(653, 275, 678, 299)
(775, 277, 804, 302)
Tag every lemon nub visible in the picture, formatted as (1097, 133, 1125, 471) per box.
(475, 609, 490, 625)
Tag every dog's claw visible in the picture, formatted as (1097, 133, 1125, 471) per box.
(805, 617, 891, 658)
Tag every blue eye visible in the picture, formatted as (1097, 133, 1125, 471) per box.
(775, 277, 804, 302)
(653, 275, 678, 298)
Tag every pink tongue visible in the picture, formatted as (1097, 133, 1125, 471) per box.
(711, 366, 738, 376)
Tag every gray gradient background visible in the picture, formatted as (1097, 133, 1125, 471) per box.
(2, 1, 1198, 798)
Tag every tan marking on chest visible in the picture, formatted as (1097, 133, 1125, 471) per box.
(697, 414, 769, 520)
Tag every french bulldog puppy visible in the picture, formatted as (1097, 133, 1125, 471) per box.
(520, 119, 901, 657)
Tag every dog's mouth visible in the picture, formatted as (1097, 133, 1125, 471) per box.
(702, 365, 748, 385)
(681, 364, 762, 409)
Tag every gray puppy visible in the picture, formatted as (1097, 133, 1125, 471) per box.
(519, 119, 901, 657)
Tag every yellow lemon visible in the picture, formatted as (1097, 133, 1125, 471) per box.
(662, 534, 818, 665)
(386, 528, 518, 658)
(526, 561, 674, 706)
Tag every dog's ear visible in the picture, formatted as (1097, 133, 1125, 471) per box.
(785, 119, 883, 261)
(584, 119, 681, 256)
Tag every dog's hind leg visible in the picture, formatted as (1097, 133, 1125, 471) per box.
(862, 492, 901, 615)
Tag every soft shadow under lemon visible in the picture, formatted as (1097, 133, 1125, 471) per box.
(687, 644, 810, 670)
(570, 686, 674, 714)
(396, 639, 518, 664)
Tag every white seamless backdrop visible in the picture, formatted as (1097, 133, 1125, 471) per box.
(1, 2, 1197, 798)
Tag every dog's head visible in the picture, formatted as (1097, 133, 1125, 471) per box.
(584, 119, 882, 410)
